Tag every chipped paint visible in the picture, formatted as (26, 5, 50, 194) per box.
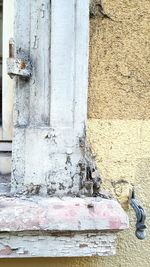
(0, 196, 128, 257)
(11, 0, 90, 196)
(2, 0, 129, 258)
(0, 232, 117, 257)
(0, 196, 129, 232)
(7, 43, 32, 79)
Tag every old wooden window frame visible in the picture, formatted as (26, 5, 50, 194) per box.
(0, 0, 14, 143)
(0, 0, 129, 258)
(0, 0, 14, 178)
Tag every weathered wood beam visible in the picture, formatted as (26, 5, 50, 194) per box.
(0, 152, 11, 174)
(0, 232, 117, 257)
(11, 0, 90, 196)
(0, 142, 12, 151)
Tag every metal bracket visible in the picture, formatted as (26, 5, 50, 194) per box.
(130, 189, 146, 240)
(7, 38, 32, 80)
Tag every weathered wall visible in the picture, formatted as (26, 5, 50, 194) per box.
(0, 0, 150, 266)
(87, 0, 150, 266)
(89, 0, 150, 120)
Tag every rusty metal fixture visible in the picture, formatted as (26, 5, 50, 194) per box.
(130, 189, 146, 240)
(7, 38, 32, 80)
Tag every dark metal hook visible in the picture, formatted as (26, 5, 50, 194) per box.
(130, 189, 146, 240)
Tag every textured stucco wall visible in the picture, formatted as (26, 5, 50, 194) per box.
(87, 0, 150, 266)
(0, 0, 150, 266)
(89, 0, 150, 120)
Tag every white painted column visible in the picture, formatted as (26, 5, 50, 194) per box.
(12, 0, 89, 196)
(1, 0, 14, 140)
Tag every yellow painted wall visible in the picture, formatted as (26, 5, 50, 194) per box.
(0, 0, 150, 266)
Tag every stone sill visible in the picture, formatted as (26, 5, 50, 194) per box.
(0, 196, 129, 257)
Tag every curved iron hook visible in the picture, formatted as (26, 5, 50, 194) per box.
(130, 190, 146, 240)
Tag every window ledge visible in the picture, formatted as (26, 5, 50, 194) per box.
(0, 196, 129, 257)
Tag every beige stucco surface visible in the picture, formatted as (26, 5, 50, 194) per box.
(0, 0, 150, 266)
(87, 0, 150, 265)
(88, 0, 150, 120)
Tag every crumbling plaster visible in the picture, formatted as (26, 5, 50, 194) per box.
(87, 0, 150, 266)
(88, 0, 150, 120)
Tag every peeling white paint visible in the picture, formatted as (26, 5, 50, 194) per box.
(12, 0, 90, 196)
(0, 232, 116, 257)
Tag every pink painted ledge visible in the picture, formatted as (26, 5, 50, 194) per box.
(0, 196, 129, 232)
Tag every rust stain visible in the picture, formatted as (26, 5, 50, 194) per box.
(9, 43, 15, 58)
(87, 203, 94, 208)
(79, 244, 88, 248)
(20, 61, 26, 69)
